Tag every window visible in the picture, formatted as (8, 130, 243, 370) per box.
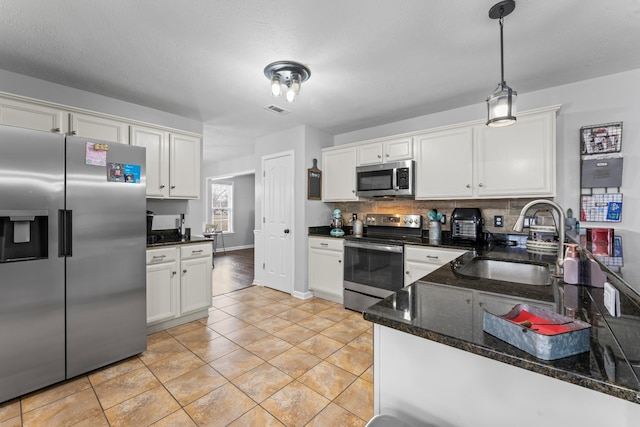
(208, 180, 233, 233)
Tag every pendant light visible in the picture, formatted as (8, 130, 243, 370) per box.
(486, 0, 517, 127)
(264, 61, 311, 103)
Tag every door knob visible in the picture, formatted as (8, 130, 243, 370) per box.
(284, 229, 290, 234)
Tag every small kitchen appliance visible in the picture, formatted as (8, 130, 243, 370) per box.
(355, 160, 414, 198)
(343, 213, 422, 312)
(451, 208, 484, 243)
(330, 208, 345, 237)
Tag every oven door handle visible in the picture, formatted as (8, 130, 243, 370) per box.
(344, 240, 403, 253)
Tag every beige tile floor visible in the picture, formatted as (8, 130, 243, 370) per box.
(0, 286, 374, 427)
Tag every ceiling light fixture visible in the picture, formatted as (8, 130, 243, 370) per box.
(264, 61, 311, 103)
(486, 0, 517, 127)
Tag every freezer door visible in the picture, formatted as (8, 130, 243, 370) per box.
(64, 136, 147, 377)
(0, 126, 66, 402)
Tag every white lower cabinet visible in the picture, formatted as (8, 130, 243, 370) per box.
(180, 244, 213, 315)
(0, 96, 67, 134)
(146, 243, 212, 333)
(404, 245, 466, 286)
(146, 247, 179, 324)
(308, 236, 344, 303)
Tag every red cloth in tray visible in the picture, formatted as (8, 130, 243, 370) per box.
(509, 310, 572, 335)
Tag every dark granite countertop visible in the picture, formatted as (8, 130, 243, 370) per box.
(147, 236, 210, 249)
(364, 242, 640, 404)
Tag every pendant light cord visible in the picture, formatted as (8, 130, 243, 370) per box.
(499, 15, 505, 86)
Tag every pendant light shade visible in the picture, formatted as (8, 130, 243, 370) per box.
(264, 61, 311, 103)
(486, 0, 517, 127)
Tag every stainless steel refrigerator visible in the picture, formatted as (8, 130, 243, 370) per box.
(0, 126, 147, 403)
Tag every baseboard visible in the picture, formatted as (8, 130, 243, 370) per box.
(292, 290, 313, 300)
(215, 244, 254, 252)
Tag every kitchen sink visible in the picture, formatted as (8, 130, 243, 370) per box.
(455, 257, 552, 286)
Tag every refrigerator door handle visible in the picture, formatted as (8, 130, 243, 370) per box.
(58, 209, 73, 257)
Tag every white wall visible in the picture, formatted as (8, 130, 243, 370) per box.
(251, 125, 333, 296)
(335, 68, 640, 292)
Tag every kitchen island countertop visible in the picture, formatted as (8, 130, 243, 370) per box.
(364, 243, 640, 404)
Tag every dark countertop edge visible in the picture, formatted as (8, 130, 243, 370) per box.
(147, 237, 210, 249)
(363, 311, 640, 404)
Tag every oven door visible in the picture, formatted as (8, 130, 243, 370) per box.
(343, 240, 404, 298)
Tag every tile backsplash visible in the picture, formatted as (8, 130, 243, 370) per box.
(333, 198, 553, 234)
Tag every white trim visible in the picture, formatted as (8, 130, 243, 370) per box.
(292, 290, 314, 300)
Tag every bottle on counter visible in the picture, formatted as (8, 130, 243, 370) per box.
(352, 213, 363, 237)
(563, 243, 580, 284)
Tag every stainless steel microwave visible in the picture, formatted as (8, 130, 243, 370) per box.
(356, 160, 415, 197)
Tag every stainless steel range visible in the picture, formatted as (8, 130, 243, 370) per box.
(343, 213, 422, 312)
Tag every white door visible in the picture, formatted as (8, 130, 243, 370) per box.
(262, 152, 294, 294)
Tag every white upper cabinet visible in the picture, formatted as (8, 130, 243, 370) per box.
(475, 108, 557, 198)
(357, 136, 413, 165)
(169, 133, 201, 199)
(415, 126, 474, 199)
(131, 126, 201, 199)
(416, 106, 558, 199)
(0, 97, 67, 134)
(69, 112, 129, 144)
(322, 146, 358, 201)
(130, 125, 170, 198)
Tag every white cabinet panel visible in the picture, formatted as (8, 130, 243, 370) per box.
(0, 97, 67, 134)
(308, 237, 344, 303)
(357, 137, 413, 166)
(70, 112, 129, 144)
(322, 146, 358, 201)
(169, 133, 201, 198)
(131, 125, 170, 198)
(146, 260, 179, 324)
(476, 110, 556, 197)
(415, 127, 474, 199)
(404, 245, 465, 286)
(181, 257, 211, 315)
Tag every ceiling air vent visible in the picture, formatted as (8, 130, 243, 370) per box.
(264, 104, 291, 115)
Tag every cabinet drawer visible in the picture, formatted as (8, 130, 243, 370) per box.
(405, 245, 466, 265)
(146, 247, 178, 265)
(309, 237, 344, 251)
(180, 243, 211, 259)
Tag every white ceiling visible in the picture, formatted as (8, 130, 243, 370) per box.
(1, 0, 640, 161)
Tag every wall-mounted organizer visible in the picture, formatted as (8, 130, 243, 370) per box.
(579, 122, 623, 223)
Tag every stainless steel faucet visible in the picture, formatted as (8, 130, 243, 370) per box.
(513, 199, 566, 272)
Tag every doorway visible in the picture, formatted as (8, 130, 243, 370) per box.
(211, 248, 255, 297)
(261, 151, 294, 294)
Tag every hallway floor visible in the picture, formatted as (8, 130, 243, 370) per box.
(1, 285, 373, 426)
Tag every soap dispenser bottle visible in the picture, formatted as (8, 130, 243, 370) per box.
(563, 243, 580, 284)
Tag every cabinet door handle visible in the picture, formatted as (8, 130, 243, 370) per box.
(338, 260, 342, 263)
(171, 185, 176, 189)
(183, 269, 187, 273)
(52, 128, 61, 133)
(479, 302, 484, 307)
(385, 153, 389, 157)
(71, 130, 77, 135)
(352, 190, 356, 193)
(320, 243, 328, 247)
(426, 255, 439, 260)
(377, 154, 381, 158)
(192, 250, 203, 254)
(466, 299, 471, 304)
(172, 271, 177, 275)
(479, 183, 484, 187)
(466, 184, 471, 188)
(152, 255, 166, 260)
(160, 184, 166, 189)
(405, 271, 410, 275)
